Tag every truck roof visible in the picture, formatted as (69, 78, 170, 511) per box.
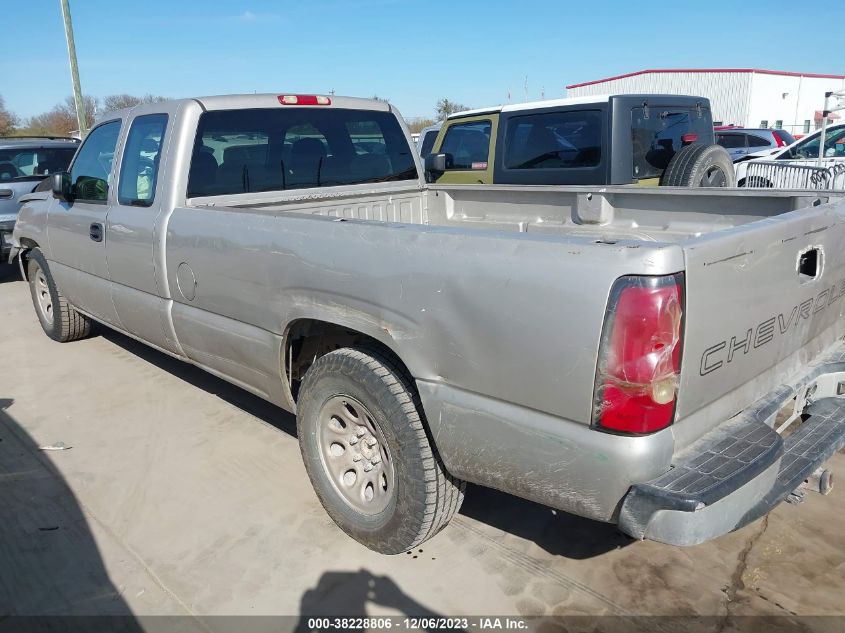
(94, 94, 394, 125)
(448, 93, 707, 119)
(102, 94, 390, 114)
(196, 93, 391, 112)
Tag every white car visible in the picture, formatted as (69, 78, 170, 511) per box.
(735, 123, 845, 188)
(416, 123, 441, 157)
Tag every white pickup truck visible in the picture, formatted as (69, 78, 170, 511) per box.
(10, 94, 845, 554)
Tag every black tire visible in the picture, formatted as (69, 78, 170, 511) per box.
(743, 176, 773, 188)
(296, 347, 465, 554)
(660, 143, 736, 187)
(27, 248, 91, 342)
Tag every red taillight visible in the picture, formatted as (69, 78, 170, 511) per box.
(593, 274, 684, 435)
(681, 133, 699, 145)
(277, 95, 331, 106)
(772, 131, 786, 147)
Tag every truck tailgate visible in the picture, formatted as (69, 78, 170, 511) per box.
(677, 196, 845, 440)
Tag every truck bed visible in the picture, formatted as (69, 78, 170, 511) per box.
(203, 184, 835, 243)
(195, 184, 845, 451)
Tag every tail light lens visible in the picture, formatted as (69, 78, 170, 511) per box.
(681, 133, 699, 145)
(592, 274, 684, 434)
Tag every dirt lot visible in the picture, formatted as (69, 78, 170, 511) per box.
(1, 262, 844, 630)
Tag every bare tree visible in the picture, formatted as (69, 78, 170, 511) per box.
(435, 98, 469, 121)
(406, 117, 437, 134)
(0, 95, 20, 136)
(23, 95, 98, 136)
(102, 93, 167, 114)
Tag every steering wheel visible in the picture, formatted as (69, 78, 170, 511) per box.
(137, 156, 155, 177)
(0, 162, 20, 181)
(133, 157, 157, 201)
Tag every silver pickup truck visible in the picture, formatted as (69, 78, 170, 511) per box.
(10, 94, 845, 554)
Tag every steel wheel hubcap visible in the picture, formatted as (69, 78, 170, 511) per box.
(316, 395, 395, 515)
(700, 165, 727, 187)
(34, 269, 53, 325)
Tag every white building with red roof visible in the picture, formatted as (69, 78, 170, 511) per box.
(566, 68, 844, 135)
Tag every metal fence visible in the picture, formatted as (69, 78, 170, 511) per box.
(744, 160, 845, 190)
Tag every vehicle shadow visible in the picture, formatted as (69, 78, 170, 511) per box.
(294, 569, 442, 632)
(0, 398, 143, 629)
(459, 484, 632, 559)
(98, 328, 629, 560)
(98, 327, 298, 438)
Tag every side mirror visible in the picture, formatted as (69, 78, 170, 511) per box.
(424, 153, 450, 182)
(51, 172, 73, 202)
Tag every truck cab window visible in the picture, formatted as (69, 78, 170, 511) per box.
(440, 120, 491, 170)
(187, 108, 417, 197)
(118, 114, 168, 207)
(70, 120, 121, 202)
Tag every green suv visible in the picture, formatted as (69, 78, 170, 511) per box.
(425, 94, 734, 188)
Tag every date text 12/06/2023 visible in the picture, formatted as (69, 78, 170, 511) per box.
(305, 617, 529, 630)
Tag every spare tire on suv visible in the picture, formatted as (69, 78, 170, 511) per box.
(660, 143, 735, 187)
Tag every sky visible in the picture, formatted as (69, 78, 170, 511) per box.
(3, 0, 843, 122)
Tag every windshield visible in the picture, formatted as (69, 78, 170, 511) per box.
(631, 107, 713, 179)
(779, 127, 845, 160)
(0, 146, 77, 182)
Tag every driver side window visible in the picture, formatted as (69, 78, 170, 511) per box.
(440, 120, 491, 170)
(70, 120, 121, 203)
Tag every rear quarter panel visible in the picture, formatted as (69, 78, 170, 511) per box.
(163, 202, 685, 424)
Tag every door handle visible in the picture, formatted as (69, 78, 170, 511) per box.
(89, 222, 103, 242)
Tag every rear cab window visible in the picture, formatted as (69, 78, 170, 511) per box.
(187, 108, 417, 197)
(631, 107, 713, 180)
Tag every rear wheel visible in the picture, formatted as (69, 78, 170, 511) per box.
(27, 248, 91, 342)
(661, 143, 736, 187)
(296, 347, 465, 554)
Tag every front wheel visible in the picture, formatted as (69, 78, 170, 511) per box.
(27, 248, 91, 342)
(296, 347, 465, 554)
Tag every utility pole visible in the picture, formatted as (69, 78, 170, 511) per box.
(59, 0, 87, 136)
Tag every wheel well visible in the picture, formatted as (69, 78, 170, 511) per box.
(284, 319, 411, 403)
(17, 239, 38, 279)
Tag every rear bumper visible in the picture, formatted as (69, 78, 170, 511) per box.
(619, 346, 845, 545)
